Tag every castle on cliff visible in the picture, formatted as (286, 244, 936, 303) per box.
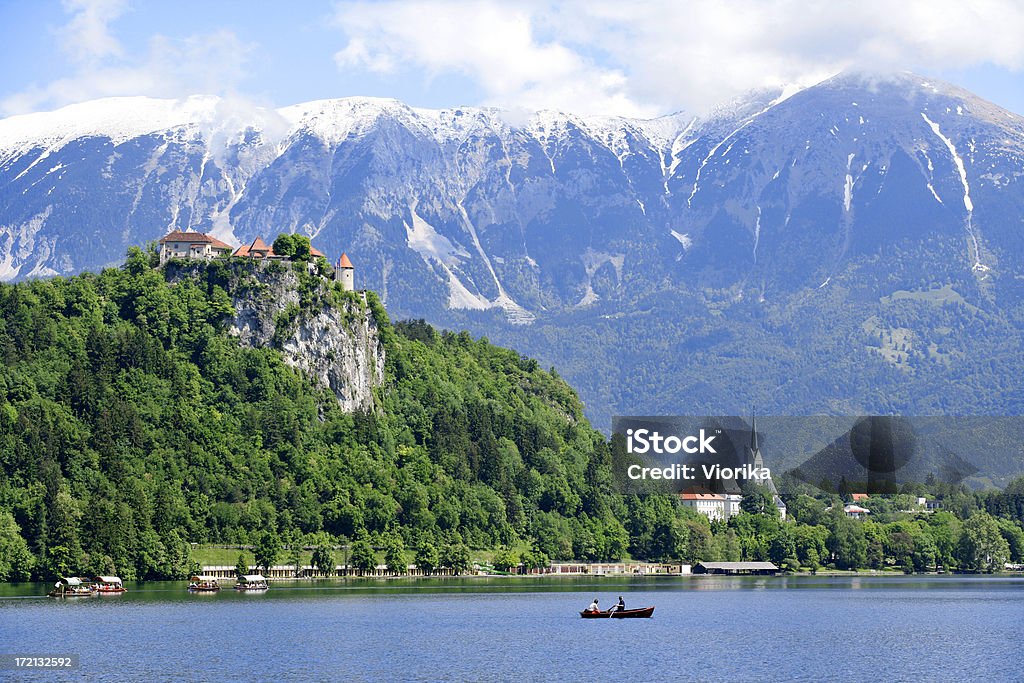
(156, 230, 356, 292)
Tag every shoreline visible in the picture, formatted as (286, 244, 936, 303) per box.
(5, 569, 1022, 589)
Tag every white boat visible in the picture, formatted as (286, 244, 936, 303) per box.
(48, 577, 96, 597)
(234, 574, 269, 590)
(94, 575, 127, 593)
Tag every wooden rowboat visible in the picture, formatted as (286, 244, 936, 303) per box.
(580, 606, 655, 619)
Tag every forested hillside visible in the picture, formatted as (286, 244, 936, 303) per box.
(0, 249, 650, 580)
(1, 249, 1022, 583)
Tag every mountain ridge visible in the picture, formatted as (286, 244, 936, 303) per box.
(3, 71, 1024, 426)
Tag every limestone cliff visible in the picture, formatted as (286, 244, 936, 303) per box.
(167, 259, 385, 412)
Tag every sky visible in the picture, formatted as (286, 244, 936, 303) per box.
(2, 0, 1024, 119)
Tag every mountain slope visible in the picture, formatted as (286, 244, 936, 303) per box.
(2, 72, 1024, 425)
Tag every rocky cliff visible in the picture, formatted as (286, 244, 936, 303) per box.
(167, 259, 385, 412)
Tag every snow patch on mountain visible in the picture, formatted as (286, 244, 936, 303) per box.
(921, 112, 987, 272)
(670, 230, 693, 250)
(405, 207, 469, 267)
(443, 265, 491, 311)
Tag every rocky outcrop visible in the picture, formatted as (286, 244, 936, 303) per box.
(169, 260, 385, 412)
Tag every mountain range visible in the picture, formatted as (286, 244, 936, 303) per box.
(2, 71, 1024, 434)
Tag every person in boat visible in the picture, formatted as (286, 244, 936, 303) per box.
(587, 598, 600, 612)
(614, 596, 625, 613)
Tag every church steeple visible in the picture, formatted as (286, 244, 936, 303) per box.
(750, 409, 759, 453)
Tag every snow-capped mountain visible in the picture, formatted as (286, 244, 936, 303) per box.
(3, 73, 1022, 315)
(3, 72, 1024, 429)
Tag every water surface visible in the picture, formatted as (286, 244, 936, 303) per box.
(1, 576, 1020, 681)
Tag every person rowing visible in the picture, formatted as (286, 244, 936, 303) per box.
(614, 596, 625, 613)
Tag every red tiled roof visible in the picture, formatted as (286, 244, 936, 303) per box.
(679, 487, 725, 501)
(158, 230, 232, 250)
(231, 235, 327, 260)
(159, 231, 211, 244)
(337, 252, 354, 269)
(233, 237, 273, 258)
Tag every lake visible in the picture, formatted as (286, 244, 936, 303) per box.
(1, 575, 1021, 681)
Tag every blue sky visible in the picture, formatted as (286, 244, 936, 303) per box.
(2, 0, 1024, 118)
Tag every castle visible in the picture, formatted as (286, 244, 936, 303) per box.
(156, 230, 356, 292)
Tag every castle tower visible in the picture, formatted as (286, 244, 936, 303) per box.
(336, 253, 355, 292)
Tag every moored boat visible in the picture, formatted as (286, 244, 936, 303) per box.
(234, 574, 269, 590)
(580, 606, 655, 619)
(93, 575, 127, 593)
(48, 577, 97, 598)
(187, 576, 221, 592)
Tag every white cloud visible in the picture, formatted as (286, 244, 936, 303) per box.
(332, 0, 1024, 116)
(333, 0, 657, 117)
(58, 0, 128, 64)
(2, 5, 257, 116)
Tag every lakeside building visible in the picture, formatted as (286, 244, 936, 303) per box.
(197, 560, 691, 579)
(157, 231, 233, 264)
(693, 561, 779, 576)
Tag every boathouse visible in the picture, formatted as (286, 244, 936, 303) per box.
(693, 561, 779, 576)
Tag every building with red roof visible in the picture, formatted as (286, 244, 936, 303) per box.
(678, 486, 727, 521)
(335, 252, 355, 291)
(232, 236, 326, 260)
(158, 231, 234, 264)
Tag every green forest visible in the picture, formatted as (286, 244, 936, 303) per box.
(0, 246, 1022, 582)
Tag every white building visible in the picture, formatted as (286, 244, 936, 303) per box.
(679, 487, 727, 521)
(843, 504, 870, 519)
(158, 231, 233, 264)
(724, 493, 743, 519)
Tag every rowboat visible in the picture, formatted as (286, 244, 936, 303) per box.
(580, 606, 655, 619)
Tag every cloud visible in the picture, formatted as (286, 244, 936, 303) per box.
(58, 0, 128, 65)
(332, 0, 1024, 116)
(2, 5, 257, 116)
(333, 0, 657, 117)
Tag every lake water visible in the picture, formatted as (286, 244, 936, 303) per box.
(1, 575, 1021, 682)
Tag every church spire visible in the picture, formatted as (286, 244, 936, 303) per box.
(750, 408, 759, 452)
